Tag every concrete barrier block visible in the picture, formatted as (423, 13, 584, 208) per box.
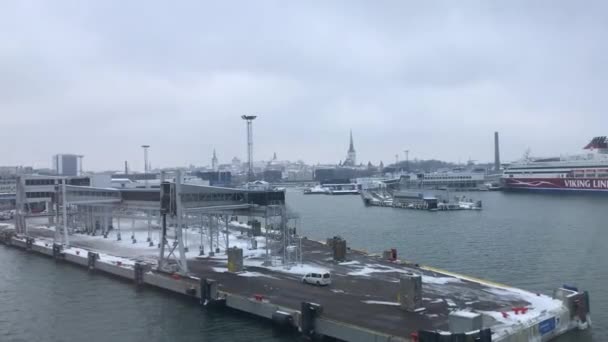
(449, 311, 482, 333)
(64, 253, 89, 267)
(11, 238, 27, 248)
(143, 272, 200, 298)
(315, 318, 406, 342)
(96, 262, 135, 279)
(226, 295, 277, 319)
(399, 272, 423, 311)
(31, 244, 54, 256)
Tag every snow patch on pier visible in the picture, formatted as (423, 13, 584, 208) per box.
(31, 238, 137, 267)
(245, 260, 329, 276)
(345, 263, 463, 285)
(338, 260, 360, 266)
(237, 271, 279, 279)
(362, 300, 401, 306)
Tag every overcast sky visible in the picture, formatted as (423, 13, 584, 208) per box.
(1, 1, 607, 171)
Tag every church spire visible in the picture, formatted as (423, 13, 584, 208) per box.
(343, 130, 357, 166)
(211, 148, 218, 171)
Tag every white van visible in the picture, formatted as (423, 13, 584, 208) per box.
(302, 272, 331, 286)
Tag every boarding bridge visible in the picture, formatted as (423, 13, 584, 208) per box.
(179, 183, 285, 214)
(15, 173, 292, 275)
(64, 185, 122, 205)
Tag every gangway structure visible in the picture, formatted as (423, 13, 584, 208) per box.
(14, 172, 295, 275)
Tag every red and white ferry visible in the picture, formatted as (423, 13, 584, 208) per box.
(503, 137, 608, 192)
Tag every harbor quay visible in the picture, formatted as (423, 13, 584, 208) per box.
(0, 173, 591, 342)
(0, 225, 590, 342)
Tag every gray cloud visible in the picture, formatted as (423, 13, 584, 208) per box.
(1, 1, 607, 170)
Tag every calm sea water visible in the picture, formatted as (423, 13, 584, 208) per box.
(0, 190, 603, 341)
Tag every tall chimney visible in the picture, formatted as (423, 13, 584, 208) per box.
(125, 161, 129, 174)
(494, 132, 501, 171)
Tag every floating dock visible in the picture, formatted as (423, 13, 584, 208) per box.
(361, 190, 482, 211)
(0, 224, 590, 342)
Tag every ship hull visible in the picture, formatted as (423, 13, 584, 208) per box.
(503, 178, 608, 192)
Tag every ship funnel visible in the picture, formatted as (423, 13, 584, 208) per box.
(494, 132, 501, 171)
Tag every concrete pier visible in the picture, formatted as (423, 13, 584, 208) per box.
(0, 226, 591, 342)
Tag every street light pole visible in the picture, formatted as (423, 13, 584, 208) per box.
(141, 145, 150, 188)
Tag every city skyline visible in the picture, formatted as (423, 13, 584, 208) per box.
(2, 2, 607, 170)
(0, 129, 596, 172)
(16, 129, 502, 173)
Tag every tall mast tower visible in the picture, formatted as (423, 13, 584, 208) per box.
(241, 115, 257, 182)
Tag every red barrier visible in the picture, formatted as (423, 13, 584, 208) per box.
(512, 307, 529, 315)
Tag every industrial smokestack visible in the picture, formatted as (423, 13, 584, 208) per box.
(494, 132, 501, 171)
(125, 161, 129, 174)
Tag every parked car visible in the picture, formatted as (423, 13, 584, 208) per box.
(301, 271, 331, 286)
